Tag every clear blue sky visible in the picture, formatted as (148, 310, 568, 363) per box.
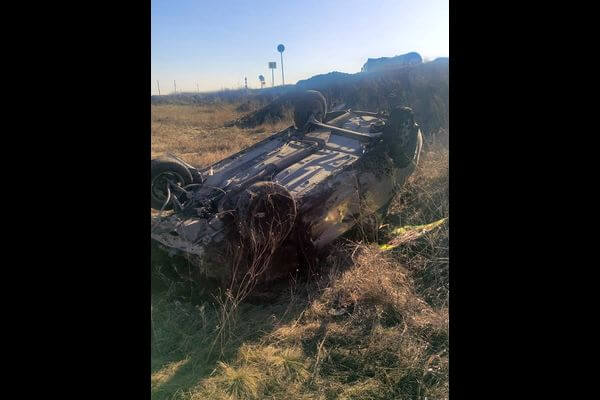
(151, 0, 449, 94)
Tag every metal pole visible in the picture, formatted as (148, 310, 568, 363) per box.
(280, 52, 285, 86)
(156, 80, 160, 95)
(196, 83, 199, 93)
(271, 68, 274, 87)
(174, 80, 177, 93)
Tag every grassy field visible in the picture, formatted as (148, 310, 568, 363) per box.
(151, 103, 292, 168)
(151, 103, 449, 399)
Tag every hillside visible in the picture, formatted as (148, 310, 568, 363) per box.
(296, 57, 448, 139)
(233, 57, 448, 142)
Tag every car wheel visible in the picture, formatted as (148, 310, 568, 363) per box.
(293, 90, 327, 131)
(151, 158, 193, 210)
(236, 181, 297, 246)
(383, 106, 421, 168)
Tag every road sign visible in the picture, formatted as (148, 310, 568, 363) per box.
(268, 62, 277, 87)
(277, 44, 285, 86)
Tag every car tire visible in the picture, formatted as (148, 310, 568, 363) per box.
(383, 106, 421, 168)
(151, 158, 193, 210)
(293, 90, 327, 131)
(236, 181, 297, 244)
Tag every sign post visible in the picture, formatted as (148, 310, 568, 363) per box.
(268, 62, 276, 88)
(277, 44, 285, 86)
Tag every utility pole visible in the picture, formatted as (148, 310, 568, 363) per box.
(174, 80, 177, 93)
(196, 83, 199, 93)
(244, 77, 248, 89)
(156, 80, 161, 95)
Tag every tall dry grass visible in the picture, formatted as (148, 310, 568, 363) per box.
(151, 103, 292, 167)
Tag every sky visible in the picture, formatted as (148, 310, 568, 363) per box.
(151, 0, 449, 94)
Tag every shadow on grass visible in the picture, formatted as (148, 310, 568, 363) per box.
(150, 256, 308, 400)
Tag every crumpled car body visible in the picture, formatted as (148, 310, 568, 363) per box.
(151, 95, 423, 284)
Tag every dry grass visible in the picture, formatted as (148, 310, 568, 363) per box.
(151, 103, 292, 168)
(151, 102, 449, 400)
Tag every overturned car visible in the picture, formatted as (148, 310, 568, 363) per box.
(151, 90, 423, 286)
